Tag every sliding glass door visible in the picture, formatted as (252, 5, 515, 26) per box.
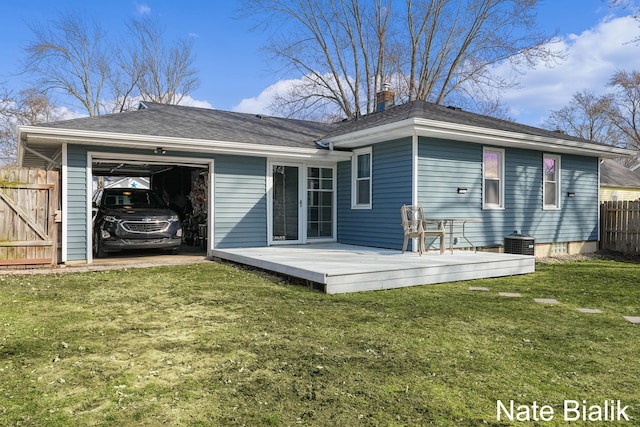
(272, 165, 301, 242)
(306, 166, 333, 239)
(271, 164, 335, 244)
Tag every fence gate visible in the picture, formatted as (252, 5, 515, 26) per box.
(0, 168, 60, 267)
(600, 200, 640, 254)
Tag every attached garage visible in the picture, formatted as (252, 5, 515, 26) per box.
(89, 155, 212, 261)
(17, 102, 348, 265)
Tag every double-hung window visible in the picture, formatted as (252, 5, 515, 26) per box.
(543, 154, 561, 209)
(483, 147, 504, 209)
(352, 147, 372, 209)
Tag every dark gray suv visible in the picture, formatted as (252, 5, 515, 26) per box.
(92, 188, 183, 257)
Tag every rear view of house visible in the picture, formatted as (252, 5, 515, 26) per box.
(17, 97, 632, 267)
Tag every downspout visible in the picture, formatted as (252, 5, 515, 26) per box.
(412, 130, 418, 206)
(597, 157, 602, 244)
(412, 130, 419, 252)
(315, 140, 333, 151)
(61, 143, 68, 263)
(85, 150, 92, 264)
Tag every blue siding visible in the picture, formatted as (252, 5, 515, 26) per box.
(418, 137, 599, 247)
(64, 145, 267, 261)
(66, 145, 88, 261)
(417, 138, 483, 214)
(536, 154, 599, 242)
(214, 156, 267, 248)
(337, 138, 413, 249)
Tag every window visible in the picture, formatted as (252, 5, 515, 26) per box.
(483, 148, 504, 209)
(543, 154, 561, 209)
(352, 147, 372, 208)
(307, 167, 334, 238)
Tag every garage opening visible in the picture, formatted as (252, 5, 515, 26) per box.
(91, 157, 211, 261)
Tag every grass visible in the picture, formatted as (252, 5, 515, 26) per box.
(0, 258, 638, 426)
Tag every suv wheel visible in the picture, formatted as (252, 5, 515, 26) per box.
(93, 231, 107, 258)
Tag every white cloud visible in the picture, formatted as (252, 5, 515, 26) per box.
(233, 74, 356, 119)
(232, 79, 300, 115)
(499, 15, 640, 126)
(55, 106, 85, 121)
(136, 3, 151, 15)
(178, 95, 213, 109)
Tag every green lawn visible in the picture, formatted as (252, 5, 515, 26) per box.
(0, 258, 638, 426)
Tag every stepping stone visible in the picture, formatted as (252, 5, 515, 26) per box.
(534, 298, 559, 304)
(499, 292, 521, 298)
(578, 308, 602, 314)
(623, 316, 640, 324)
(469, 286, 489, 291)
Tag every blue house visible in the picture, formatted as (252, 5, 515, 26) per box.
(18, 96, 632, 266)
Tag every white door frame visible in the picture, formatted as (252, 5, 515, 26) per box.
(267, 161, 304, 245)
(267, 160, 337, 246)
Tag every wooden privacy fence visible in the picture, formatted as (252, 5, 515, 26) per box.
(0, 168, 60, 267)
(600, 200, 640, 254)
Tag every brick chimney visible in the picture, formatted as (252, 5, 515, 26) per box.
(375, 83, 395, 112)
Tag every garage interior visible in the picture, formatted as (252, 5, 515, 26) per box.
(92, 159, 209, 258)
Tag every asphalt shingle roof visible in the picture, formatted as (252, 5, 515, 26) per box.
(600, 159, 640, 187)
(40, 102, 338, 148)
(38, 99, 615, 151)
(322, 100, 610, 148)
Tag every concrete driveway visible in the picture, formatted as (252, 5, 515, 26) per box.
(1, 246, 209, 276)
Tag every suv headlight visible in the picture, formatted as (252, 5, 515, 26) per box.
(168, 215, 180, 222)
(103, 215, 120, 222)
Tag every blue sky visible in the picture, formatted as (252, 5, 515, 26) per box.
(1, 0, 639, 127)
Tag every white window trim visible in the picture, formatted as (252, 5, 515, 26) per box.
(482, 147, 505, 210)
(543, 153, 561, 210)
(306, 165, 337, 242)
(351, 147, 372, 209)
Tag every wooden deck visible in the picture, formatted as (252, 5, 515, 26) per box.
(211, 244, 535, 294)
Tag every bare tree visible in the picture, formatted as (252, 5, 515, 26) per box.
(609, 70, 640, 156)
(0, 85, 16, 164)
(23, 12, 201, 116)
(24, 11, 111, 116)
(0, 86, 61, 164)
(109, 47, 145, 114)
(247, 0, 391, 120)
(542, 90, 621, 145)
(399, 0, 552, 104)
(127, 17, 200, 105)
(244, 0, 558, 120)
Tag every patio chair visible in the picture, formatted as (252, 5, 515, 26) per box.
(401, 205, 425, 255)
(422, 218, 446, 254)
(401, 205, 445, 255)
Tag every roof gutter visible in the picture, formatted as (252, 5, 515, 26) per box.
(19, 126, 353, 161)
(321, 118, 634, 158)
